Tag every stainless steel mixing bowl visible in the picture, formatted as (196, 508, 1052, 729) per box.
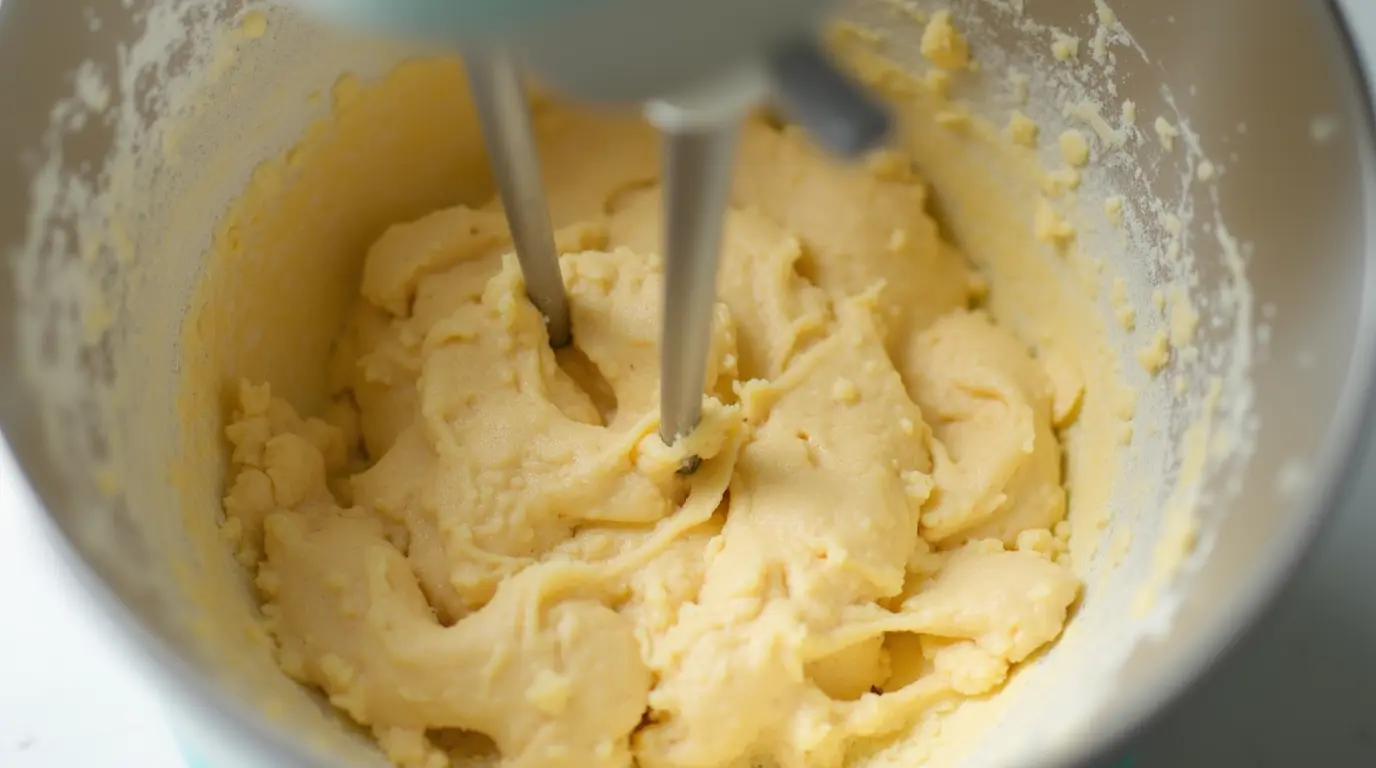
(1, 1, 1374, 766)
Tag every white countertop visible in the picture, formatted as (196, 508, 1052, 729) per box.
(3, 3, 1376, 767)
(0, 449, 185, 767)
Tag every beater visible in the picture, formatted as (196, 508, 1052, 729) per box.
(289, 0, 892, 458)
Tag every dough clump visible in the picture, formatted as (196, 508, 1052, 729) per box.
(222, 105, 1079, 768)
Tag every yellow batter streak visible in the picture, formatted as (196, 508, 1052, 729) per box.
(219, 85, 1080, 768)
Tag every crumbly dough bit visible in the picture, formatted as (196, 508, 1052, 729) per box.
(1044, 167, 1082, 196)
(1137, 329, 1171, 374)
(1104, 195, 1125, 227)
(1065, 100, 1128, 148)
(1051, 34, 1080, 62)
(1059, 129, 1091, 167)
(1154, 116, 1179, 151)
(921, 10, 970, 70)
(239, 10, 268, 39)
(1034, 197, 1076, 247)
(903, 310, 1067, 546)
(1122, 100, 1138, 125)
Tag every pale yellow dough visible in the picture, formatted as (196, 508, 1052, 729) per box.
(220, 98, 1080, 767)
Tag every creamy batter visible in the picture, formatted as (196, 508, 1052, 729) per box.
(218, 95, 1082, 768)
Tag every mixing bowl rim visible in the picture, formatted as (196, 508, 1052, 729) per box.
(3, 0, 1376, 765)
